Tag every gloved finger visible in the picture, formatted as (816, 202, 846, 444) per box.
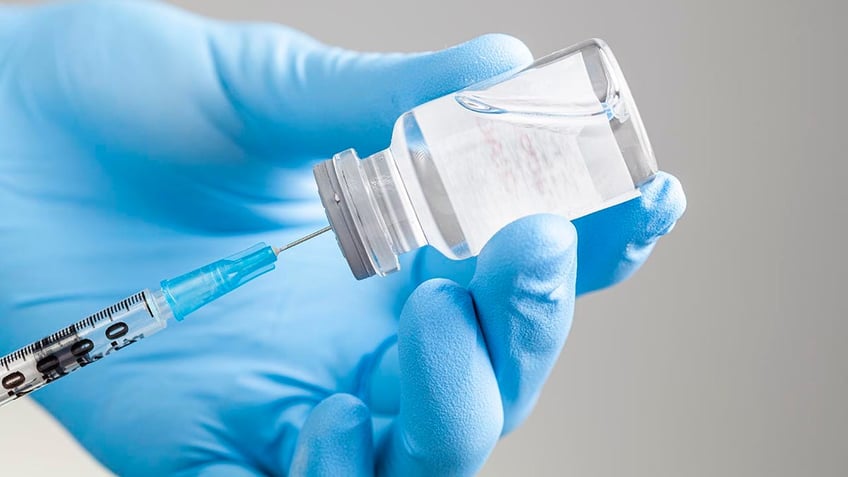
(368, 216, 575, 430)
(468, 214, 577, 434)
(379, 279, 502, 476)
(413, 172, 686, 296)
(573, 171, 686, 295)
(205, 25, 533, 157)
(289, 394, 374, 477)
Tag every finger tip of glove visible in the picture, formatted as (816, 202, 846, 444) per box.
(404, 278, 468, 312)
(458, 33, 534, 67)
(302, 394, 372, 440)
(504, 213, 576, 250)
(413, 34, 533, 93)
(647, 172, 687, 212)
(477, 214, 577, 284)
(316, 393, 371, 428)
(640, 172, 687, 237)
(291, 394, 373, 476)
(400, 279, 471, 335)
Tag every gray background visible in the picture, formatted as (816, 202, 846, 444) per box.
(1, 0, 846, 475)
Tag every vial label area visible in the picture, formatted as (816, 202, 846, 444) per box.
(411, 51, 637, 254)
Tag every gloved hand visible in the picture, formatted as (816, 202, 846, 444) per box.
(0, 1, 685, 476)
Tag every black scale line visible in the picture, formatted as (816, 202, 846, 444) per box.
(0, 291, 146, 368)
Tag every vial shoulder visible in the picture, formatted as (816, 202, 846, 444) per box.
(387, 109, 473, 260)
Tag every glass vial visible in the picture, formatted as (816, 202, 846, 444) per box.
(313, 38, 658, 280)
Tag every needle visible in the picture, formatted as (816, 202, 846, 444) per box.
(273, 226, 333, 255)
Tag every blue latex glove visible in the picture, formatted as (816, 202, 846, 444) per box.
(0, 1, 685, 476)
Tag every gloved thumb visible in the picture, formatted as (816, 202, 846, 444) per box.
(289, 394, 375, 477)
(205, 24, 534, 158)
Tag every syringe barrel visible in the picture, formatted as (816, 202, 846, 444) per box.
(0, 242, 276, 408)
(0, 290, 172, 408)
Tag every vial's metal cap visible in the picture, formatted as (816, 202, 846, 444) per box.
(313, 158, 376, 280)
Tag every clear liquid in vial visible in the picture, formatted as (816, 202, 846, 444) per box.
(389, 51, 642, 258)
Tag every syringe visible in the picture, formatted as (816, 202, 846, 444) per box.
(0, 227, 331, 409)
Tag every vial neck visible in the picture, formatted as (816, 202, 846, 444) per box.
(313, 148, 426, 279)
(360, 148, 427, 256)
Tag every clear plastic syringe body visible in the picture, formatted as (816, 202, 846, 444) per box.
(0, 290, 172, 408)
(0, 243, 277, 408)
(314, 39, 659, 279)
